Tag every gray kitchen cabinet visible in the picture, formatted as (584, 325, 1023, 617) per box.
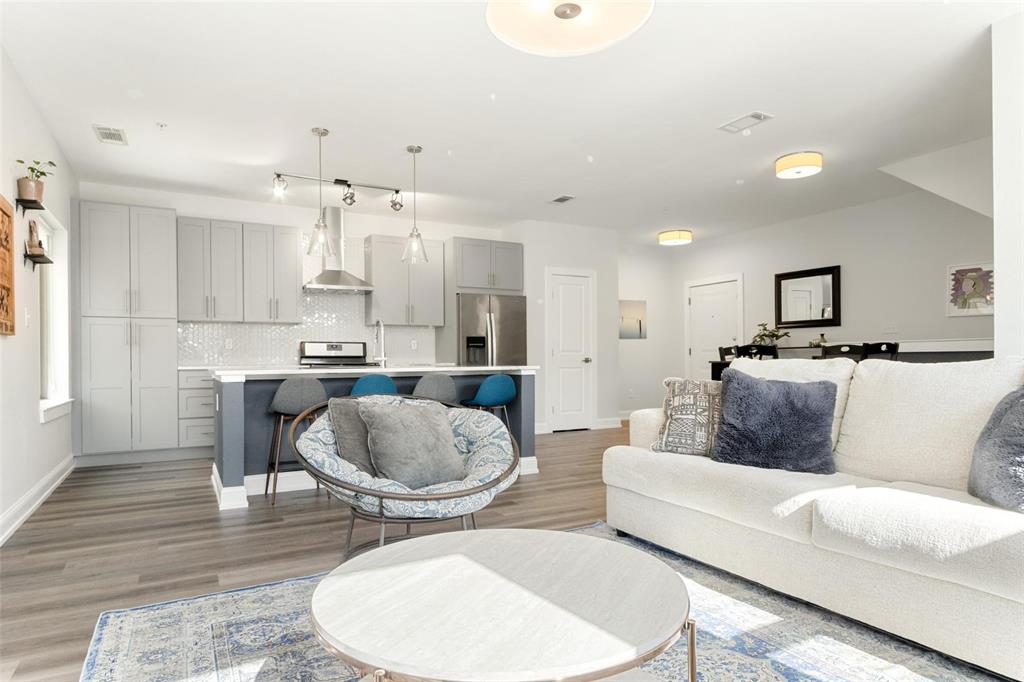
(452, 237, 523, 291)
(364, 235, 444, 326)
(176, 218, 243, 321)
(131, 318, 179, 450)
(176, 217, 211, 320)
(210, 220, 244, 322)
(81, 316, 178, 454)
(409, 239, 445, 325)
(81, 316, 133, 453)
(243, 223, 302, 323)
(80, 202, 131, 317)
(130, 207, 177, 318)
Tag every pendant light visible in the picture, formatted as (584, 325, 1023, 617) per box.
(307, 127, 335, 257)
(402, 145, 427, 264)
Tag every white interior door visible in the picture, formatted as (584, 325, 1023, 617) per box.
(686, 278, 742, 379)
(547, 271, 594, 431)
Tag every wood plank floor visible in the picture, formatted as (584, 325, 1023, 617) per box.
(0, 427, 627, 682)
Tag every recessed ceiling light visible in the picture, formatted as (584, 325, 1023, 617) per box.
(486, 0, 654, 57)
(658, 229, 693, 246)
(775, 151, 823, 179)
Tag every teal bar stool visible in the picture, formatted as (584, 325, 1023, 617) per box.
(462, 374, 516, 428)
(351, 374, 398, 397)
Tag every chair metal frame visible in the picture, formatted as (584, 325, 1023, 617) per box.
(288, 396, 520, 561)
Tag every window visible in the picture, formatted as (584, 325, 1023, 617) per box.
(37, 215, 71, 422)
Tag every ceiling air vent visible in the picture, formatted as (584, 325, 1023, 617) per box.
(718, 111, 773, 134)
(551, 194, 575, 204)
(92, 125, 128, 145)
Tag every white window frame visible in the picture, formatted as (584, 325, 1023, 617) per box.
(36, 212, 73, 423)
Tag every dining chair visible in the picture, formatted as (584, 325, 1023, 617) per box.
(821, 343, 867, 361)
(734, 344, 780, 360)
(863, 342, 899, 360)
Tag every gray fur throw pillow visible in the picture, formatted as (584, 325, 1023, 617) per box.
(652, 378, 722, 456)
(712, 369, 837, 474)
(968, 387, 1024, 512)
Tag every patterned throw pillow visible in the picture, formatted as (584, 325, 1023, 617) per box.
(652, 378, 722, 456)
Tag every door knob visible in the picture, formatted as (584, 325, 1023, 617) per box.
(583, 357, 592, 363)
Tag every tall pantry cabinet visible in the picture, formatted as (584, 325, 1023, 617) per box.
(79, 201, 179, 454)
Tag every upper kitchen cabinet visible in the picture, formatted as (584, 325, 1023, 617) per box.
(452, 237, 523, 291)
(81, 202, 177, 318)
(364, 235, 444, 326)
(242, 223, 302, 323)
(176, 217, 243, 322)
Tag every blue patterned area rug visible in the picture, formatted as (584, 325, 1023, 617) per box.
(82, 523, 996, 681)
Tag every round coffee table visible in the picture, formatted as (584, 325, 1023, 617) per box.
(311, 528, 696, 682)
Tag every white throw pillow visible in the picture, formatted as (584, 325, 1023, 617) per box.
(729, 357, 857, 447)
(835, 358, 1024, 490)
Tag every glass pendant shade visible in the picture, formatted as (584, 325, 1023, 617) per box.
(307, 212, 335, 257)
(402, 226, 428, 264)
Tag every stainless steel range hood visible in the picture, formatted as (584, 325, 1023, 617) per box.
(303, 207, 373, 293)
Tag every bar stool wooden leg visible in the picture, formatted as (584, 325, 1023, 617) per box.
(271, 414, 287, 506)
(265, 414, 283, 496)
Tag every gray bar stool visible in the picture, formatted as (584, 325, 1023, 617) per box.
(266, 376, 327, 505)
(412, 374, 457, 404)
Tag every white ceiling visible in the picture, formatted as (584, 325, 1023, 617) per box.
(2, 2, 1014, 243)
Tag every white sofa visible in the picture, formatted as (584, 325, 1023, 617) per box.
(603, 357, 1024, 679)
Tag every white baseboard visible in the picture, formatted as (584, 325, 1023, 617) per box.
(535, 422, 553, 435)
(899, 338, 994, 353)
(0, 453, 74, 546)
(76, 446, 212, 468)
(519, 457, 539, 475)
(211, 463, 249, 510)
(593, 417, 623, 430)
(243, 469, 318, 496)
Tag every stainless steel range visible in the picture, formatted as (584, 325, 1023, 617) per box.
(299, 341, 380, 368)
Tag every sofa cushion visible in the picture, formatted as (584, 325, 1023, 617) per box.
(713, 369, 837, 474)
(812, 482, 1024, 602)
(652, 378, 722, 456)
(730, 357, 856, 447)
(834, 358, 1024, 490)
(603, 445, 878, 543)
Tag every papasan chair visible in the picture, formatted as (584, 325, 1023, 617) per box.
(290, 394, 520, 560)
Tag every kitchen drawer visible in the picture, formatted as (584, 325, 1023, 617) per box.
(179, 388, 215, 418)
(179, 369, 215, 389)
(179, 418, 215, 448)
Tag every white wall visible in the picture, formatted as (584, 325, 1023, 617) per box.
(879, 138, 993, 218)
(501, 219, 621, 428)
(669, 190, 994, 352)
(992, 12, 1024, 358)
(617, 244, 683, 416)
(0, 51, 79, 536)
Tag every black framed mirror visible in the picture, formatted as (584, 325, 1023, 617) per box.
(775, 265, 841, 329)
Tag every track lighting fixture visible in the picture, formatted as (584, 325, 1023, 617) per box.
(390, 191, 404, 212)
(273, 174, 288, 198)
(341, 184, 356, 206)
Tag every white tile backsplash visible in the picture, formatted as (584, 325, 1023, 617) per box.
(177, 291, 437, 367)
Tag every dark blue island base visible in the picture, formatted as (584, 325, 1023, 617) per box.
(211, 368, 537, 510)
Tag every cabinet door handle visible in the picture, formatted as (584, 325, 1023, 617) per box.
(212, 296, 217, 318)
(124, 321, 129, 345)
(275, 298, 279, 320)
(411, 304, 415, 324)
(205, 295, 210, 319)
(268, 298, 272, 319)
(124, 289, 130, 314)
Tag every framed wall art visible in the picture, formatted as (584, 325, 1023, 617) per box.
(0, 193, 13, 335)
(947, 263, 994, 317)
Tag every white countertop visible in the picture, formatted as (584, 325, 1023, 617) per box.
(205, 365, 538, 380)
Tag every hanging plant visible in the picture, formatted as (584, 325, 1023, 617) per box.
(15, 160, 56, 203)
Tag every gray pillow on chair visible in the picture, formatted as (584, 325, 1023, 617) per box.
(712, 369, 837, 474)
(969, 387, 1024, 512)
(358, 400, 465, 489)
(328, 398, 376, 476)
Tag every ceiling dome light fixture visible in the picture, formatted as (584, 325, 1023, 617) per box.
(272, 174, 288, 198)
(775, 151, 823, 179)
(658, 229, 693, 246)
(402, 145, 428, 264)
(486, 0, 654, 57)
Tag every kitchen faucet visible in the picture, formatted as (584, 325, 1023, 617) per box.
(373, 319, 387, 368)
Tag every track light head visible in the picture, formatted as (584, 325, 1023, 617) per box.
(390, 191, 404, 212)
(341, 184, 356, 206)
(273, 174, 288, 198)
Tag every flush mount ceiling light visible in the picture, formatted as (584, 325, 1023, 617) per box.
(486, 1, 654, 57)
(775, 151, 823, 180)
(658, 229, 693, 246)
(402, 145, 428, 264)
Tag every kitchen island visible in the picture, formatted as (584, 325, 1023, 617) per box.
(210, 365, 538, 510)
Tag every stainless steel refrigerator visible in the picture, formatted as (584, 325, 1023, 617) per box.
(457, 293, 527, 366)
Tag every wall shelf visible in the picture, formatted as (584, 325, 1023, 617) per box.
(16, 198, 45, 215)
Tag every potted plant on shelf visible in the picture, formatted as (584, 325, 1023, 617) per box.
(15, 160, 57, 203)
(752, 322, 790, 346)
